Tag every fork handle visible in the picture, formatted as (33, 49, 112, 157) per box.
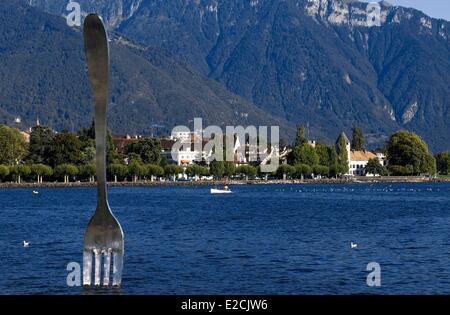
(84, 14, 109, 210)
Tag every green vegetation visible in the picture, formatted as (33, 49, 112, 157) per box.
(125, 138, 162, 165)
(54, 164, 78, 183)
(365, 158, 388, 176)
(49, 132, 83, 167)
(276, 164, 296, 180)
(30, 164, 53, 183)
(336, 133, 350, 175)
(146, 164, 165, 181)
(294, 124, 307, 147)
(10, 165, 31, 184)
(79, 164, 96, 183)
(313, 165, 329, 177)
(386, 130, 436, 176)
(435, 152, 450, 176)
(128, 160, 146, 183)
(223, 161, 236, 178)
(0, 122, 444, 184)
(186, 164, 209, 180)
(0, 165, 10, 182)
(164, 165, 184, 181)
(209, 161, 225, 180)
(0, 125, 28, 165)
(292, 143, 319, 167)
(108, 164, 128, 183)
(236, 165, 257, 180)
(351, 127, 365, 151)
(295, 164, 312, 180)
(28, 126, 55, 164)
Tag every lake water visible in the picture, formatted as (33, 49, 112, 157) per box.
(0, 183, 449, 295)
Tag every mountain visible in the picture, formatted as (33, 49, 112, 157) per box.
(0, 0, 292, 138)
(29, 0, 450, 151)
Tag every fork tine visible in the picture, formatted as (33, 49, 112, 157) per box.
(103, 249, 112, 286)
(94, 249, 102, 286)
(112, 251, 123, 287)
(83, 250, 93, 287)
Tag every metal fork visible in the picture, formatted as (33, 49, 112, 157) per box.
(82, 14, 124, 288)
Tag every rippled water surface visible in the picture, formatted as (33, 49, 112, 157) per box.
(0, 183, 450, 294)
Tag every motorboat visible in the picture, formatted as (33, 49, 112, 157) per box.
(211, 185, 232, 194)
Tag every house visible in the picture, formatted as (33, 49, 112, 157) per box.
(349, 150, 378, 176)
(337, 132, 384, 176)
(161, 137, 210, 166)
(112, 134, 141, 154)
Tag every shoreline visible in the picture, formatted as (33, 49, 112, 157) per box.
(0, 176, 448, 189)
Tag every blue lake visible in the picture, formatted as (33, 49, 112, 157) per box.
(0, 183, 450, 295)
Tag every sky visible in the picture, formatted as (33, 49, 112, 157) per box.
(387, 0, 450, 21)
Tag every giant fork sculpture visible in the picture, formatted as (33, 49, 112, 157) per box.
(82, 14, 124, 288)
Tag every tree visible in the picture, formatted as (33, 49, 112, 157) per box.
(128, 160, 146, 182)
(186, 164, 208, 181)
(435, 152, 450, 175)
(365, 158, 387, 176)
(125, 138, 162, 165)
(49, 132, 82, 167)
(313, 165, 329, 177)
(0, 125, 28, 165)
(276, 164, 296, 180)
(127, 153, 142, 164)
(223, 161, 236, 178)
(388, 165, 413, 176)
(30, 164, 53, 183)
(294, 124, 307, 147)
(292, 143, 319, 167)
(54, 164, 78, 183)
(80, 145, 96, 165)
(295, 164, 312, 180)
(236, 165, 257, 180)
(27, 125, 55, 164)
(0, 165, 10, 182)
(315, 143, 338, 168)
(209, 160, 225, 180)
(108, 164, 128, 182)
(336, 133, 349, 175)
(351, 127, 365, 151)
(146, 164, 164, 181)
(78, 121, 118, 164)
(386, 130, 436, 175)
(79, 164, 96, 182)
(10, 165, 31, 183)
(164, 164, 183, 181)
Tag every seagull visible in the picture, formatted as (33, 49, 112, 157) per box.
(23, 241, 30, 247)
(351, 242, 358, 249)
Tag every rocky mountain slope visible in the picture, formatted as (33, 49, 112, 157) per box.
(1, 0, 292, 137)
(23, 1, 450, 150)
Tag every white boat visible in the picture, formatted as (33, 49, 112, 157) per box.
(211, 186, 232, 194)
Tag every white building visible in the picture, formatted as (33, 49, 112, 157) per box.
(349, 150, 378, 176)
(338, 132, 385, 176)
(173, 145, 203, 166)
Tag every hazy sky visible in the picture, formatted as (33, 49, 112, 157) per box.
(387, 0, 450, 21)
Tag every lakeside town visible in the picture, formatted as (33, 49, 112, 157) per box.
(0, 119, 449, 186)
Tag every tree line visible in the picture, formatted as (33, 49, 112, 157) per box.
(278, 125, 449, 179)
(0, 123, 263, 183)
(0, 123, 448, 183)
